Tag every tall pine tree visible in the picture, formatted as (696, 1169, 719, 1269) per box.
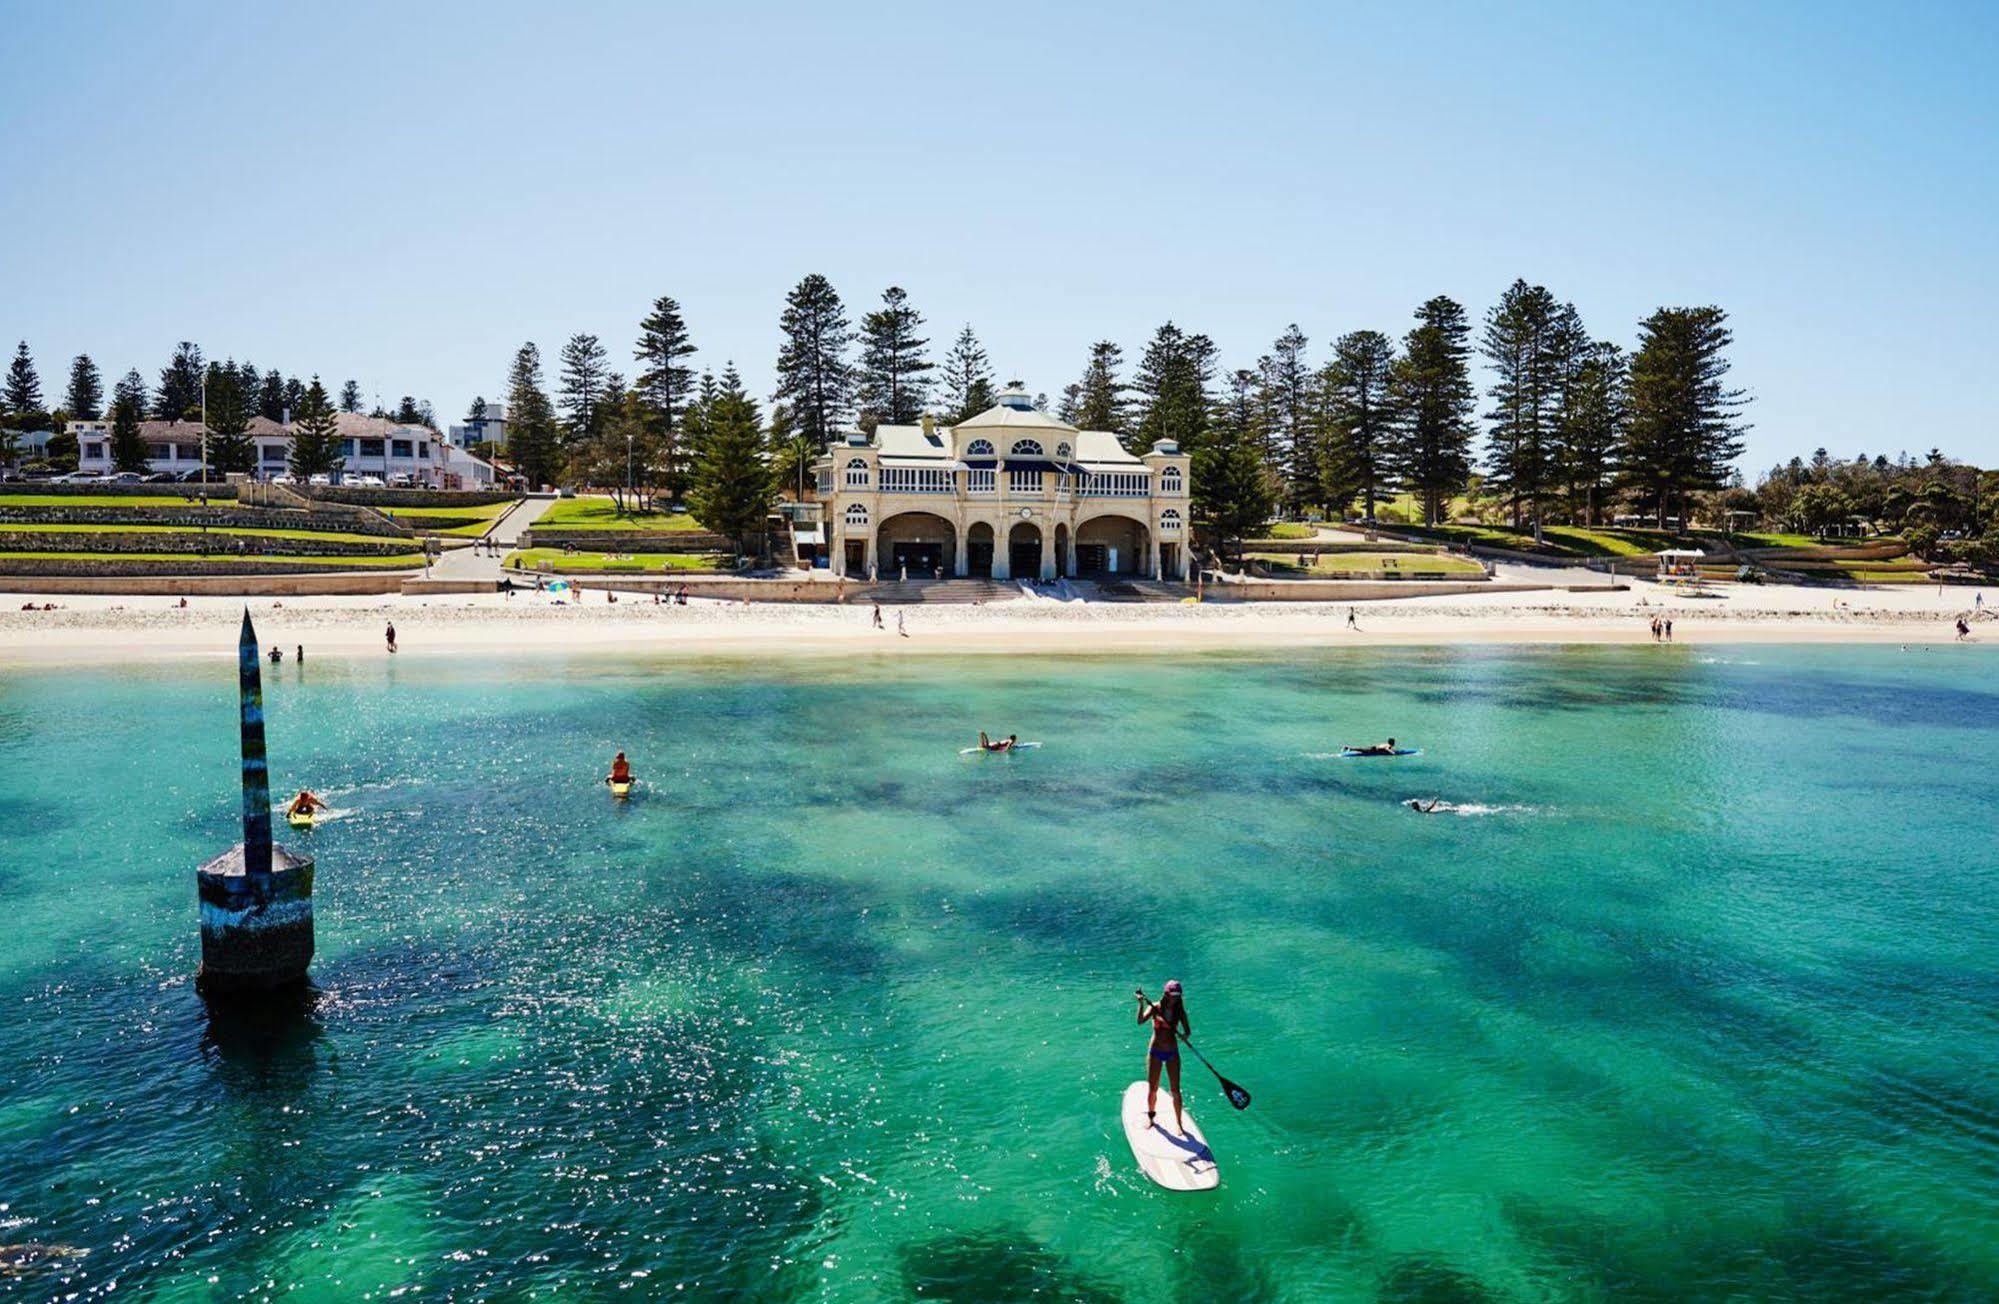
(1562, 342, 1628, 526)
(506, 342, 562, 489)
(1194, 369, 1279, 560)
(156, 342, 204, 421)
(1257, 326, 1314, 512)
(108, 395, 149, 472)
(1130, 326, 1214, 451)
(64, 355, 103, 420)
(338, 380, 363, 413)
(5, 343, 44, 422)
(203, 364, 254, 472)
(1480, 280, 1566, 531)
(634, 294, 698, 495)
(557, 333, 609, 443)
(112, 369, 148, 415)
(688, 365, 775, 555)
(1318, 330, 1399, 521)
(938, 325, 996, 422)
(773, 274, 856, 448)
(1618, 307, 1748, 527)
(259, 368, 288, 421)
(1386, 296, 1477, 526)
(856, 286, 934, 430)
(1073, 341, 1128, 434)
(288, 378, 345, 479)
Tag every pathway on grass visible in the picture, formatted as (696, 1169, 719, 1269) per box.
(424, 497, 556, 582)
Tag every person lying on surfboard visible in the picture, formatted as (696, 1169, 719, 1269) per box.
(286, 790, 326, 819)
(1349, 738, 1401, 756)
(607, 752, 634, 786)
(1135, 981, 1192, 1133)
(977, 731, 1017, 753)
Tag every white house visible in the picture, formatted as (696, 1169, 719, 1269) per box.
(68, 412, 451, 485)
(447, 403, 506, 450)
(811, 385, 1193, 581)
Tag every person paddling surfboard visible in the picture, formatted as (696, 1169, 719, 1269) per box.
(1135, 981, 1191, 1133)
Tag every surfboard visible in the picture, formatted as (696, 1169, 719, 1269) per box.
(609, 779, 634, 800)
(957, 741, 1043, 755)
(1339, 747, 1422, 758)
(286, 811, 315, 829)
(1121, 1080, 1218, 1191)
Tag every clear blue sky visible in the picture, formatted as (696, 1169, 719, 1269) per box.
(3, 0, 1994, 472)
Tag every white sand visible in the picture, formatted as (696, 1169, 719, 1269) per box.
(0, 578, 1989, 666)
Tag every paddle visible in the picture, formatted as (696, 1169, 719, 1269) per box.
(1181, 1036, 1252, 1111)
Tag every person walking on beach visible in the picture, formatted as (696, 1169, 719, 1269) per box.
(296, 644, 303, 664)
(1665, 618, 1674, 642)
(385, 621, 398, 654)
(872, 602, 884, 630)
(1347, 606, 1360, 630)
(897, 611, 909, 638)
(1957, 618, 1972, 641)
(1134, 982, 1192, 1133)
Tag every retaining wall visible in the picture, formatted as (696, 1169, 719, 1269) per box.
(0, 558, 416, 582)
(519, 528, 736, 553)
(0, 483, 239, 500)
(308, 487, 516, 509)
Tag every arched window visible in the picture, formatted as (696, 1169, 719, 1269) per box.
(845, 503, 869, 526)
(1009, 439, 1043, 457)
(1160, 466, 1183, 493)
(1056, 442, 1073, 459)
(965, 438, 994, 457)
(1159, 508, 1182, 532)
(845, 458, 870, 488)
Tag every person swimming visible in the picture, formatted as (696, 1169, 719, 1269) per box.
(977, 731, 1018, 753)
(1406, 798, 1442, 813)
(1135, 981, 1191, 1133)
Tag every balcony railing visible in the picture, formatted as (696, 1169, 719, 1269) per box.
(880, 467, 955, 493)
(1079, 472, 1151, 497)
(967, 469, 995, 494)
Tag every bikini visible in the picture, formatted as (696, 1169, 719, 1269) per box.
(1149, 1006, 1180, 1063)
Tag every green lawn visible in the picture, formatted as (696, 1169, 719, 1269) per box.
(535, 498, 704, 531)
(1259, 522, 1318, 540)
(0, 551, 426, 568)
(1393, 523, 1696, 559)
(504, 548, 722, 572)
(1244, 551, 1486, 576)
(0, 522, 407, 546)
(0, 494, 243, 509)
(378, 501, 515, 520)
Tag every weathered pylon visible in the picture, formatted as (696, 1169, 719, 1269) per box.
(195, 610, 314, 992)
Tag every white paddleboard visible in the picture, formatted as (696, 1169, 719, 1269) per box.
(1121, 1080, 1218, 1191)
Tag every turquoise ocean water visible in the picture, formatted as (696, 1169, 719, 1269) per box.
(1, 645, 1997, 1301)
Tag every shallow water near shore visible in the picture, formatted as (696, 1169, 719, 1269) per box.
(2, 645, 1997, 1300)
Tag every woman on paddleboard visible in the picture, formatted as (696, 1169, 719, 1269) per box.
(1135, 980, 1191, 1132)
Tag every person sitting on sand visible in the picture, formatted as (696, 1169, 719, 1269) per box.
(1407, 798, 1442, 813)
(977, 731, 1017, 753)
(286, 790, 326, 819)
(1135, 981, 1192, 1133)
(607, 752, 634, 786)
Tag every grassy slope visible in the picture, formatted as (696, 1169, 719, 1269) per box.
(0, 522, 407, 546)
(535, 498, 703, 531)
(0, 552, 426, 568)
(1243, 551, 1486, 576)
(0, 494, 244, 509)
(504, 548, 720, 572)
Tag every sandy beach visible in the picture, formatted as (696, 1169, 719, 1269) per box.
(0, 577, 1988, 666)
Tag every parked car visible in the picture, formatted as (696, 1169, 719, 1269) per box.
(142, 472, 179, 483)
(308, 473, 332, 486)
(106, 471, 146, 485)
(388, 473, 416, 487)
(353, 475, 385, 487)
(178, 468, 223, 483)
(55, 471, 105, 484)
(269, 473, 298, 485)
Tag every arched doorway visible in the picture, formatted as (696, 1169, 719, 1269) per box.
(1076, 515, 1148, 576)
(1053, 523, 1071, 578)
(877, 512, 957, 580)
(1007, 522, 1043, 580)
(966, 521, 995, 578)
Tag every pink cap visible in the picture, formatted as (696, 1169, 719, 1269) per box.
(1163, 979, 1182, 994)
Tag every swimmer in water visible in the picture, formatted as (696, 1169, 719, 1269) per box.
(1406, 798, 1443, 813)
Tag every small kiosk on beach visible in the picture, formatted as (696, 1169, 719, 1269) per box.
(1656, 549, 1709, 590)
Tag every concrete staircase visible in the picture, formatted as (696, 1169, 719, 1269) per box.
(864, 577, 1017, 604)
(1076, 578, 1196, 603)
